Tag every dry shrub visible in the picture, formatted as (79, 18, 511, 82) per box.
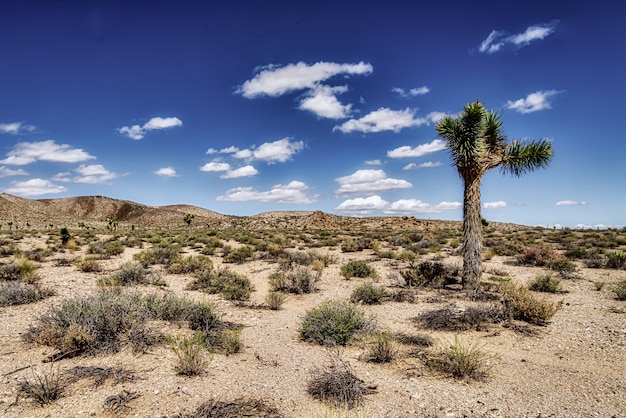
(528, 273, 562, 293)
(269, 267, 320, 294)
(65, 365, 136, 388)
(400, 260, 458, 288)
(169, 334, 210, 376)
(299, 299, 374, 346)
(307, 354, 376, 408)
(362, 331, 397, 363)
(0, 282, 54, 306)
(414, 303, 505, 331)
(425, 335, 497, 380)
(393, 332, 434, 347)
(181, 397, 284, 418)
(500, 283, 561, 325)
(17, 365, 64, 406)
(264, 291, 287, 310)
(516, 245, 563, 267)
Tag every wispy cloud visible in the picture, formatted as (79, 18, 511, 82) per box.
(200, 162, 231, 172)
(154, 167, 179, 177)
(217, 180, 318, 203)
(479, 21, 558, 54)
(335, 195, 461, 216)
(556, 200, 588, 206)
(365, 159, 382, 166)
(237, 61, 372, 98)
(211, 138, 304, 164)
(3, 178, 67, 196)
(334, 108, 444, 134)
(0, 166, 28, 178)
(298, 85, 352, 119)
(219, 165, 258, 179)
(53, 164, 119, 184)
(0, 140, 95, 165)
(403, 161, 442, 170)
(506, 90, 561, 114)
(484, 201, 507, 209)
(387, 139, 446, 158)
(118, 116, 182, 140)
(335, 169, 412, 195)
(0, 122, 36, 135)
(392, 86, 430, 98)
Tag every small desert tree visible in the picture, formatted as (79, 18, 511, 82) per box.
(184, 213, 194, 229)
(436, 101, 552, 291)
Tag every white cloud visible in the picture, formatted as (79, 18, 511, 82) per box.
(200, 162, 231, 172)
(0, 140, 95, 165)
(404, 161, 443, 170)
(230, 138, 304, 163)
(506, 90, 561, 114)
(237, 61, 372, 98)
(387, 139, 446, 158)
(217, 180, 318, 203)
(478, 21, 558, 54)
(154, 167, 178, 177)
(365, 159, 382, 166)
(0, 122, 36, 135)
(556, 200, 588, 206)
(392, 86, 430, 98)
(484, 201, 507, 209)
(298, 85, 352, 119)
(335, 169, 412, 195)
(0, 166, 28, 178)
(118, 116, 182, 140)
(334, 108, 444, 134)
(53, 164, 119, 184)
(3, 178, 67, 196)
(219, 165, 259, 179)
(335, 195, 461, 216)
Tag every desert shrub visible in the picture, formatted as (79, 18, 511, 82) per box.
(188, 268, 253, 301)
(169, 334, 209, 376)
(299, 299, 373, 346)
(18, 366, 64, 405)
(180, 397, 284, 418)
(500, 283, 561, 325)
(269, 267, 320, 294)
(528, 273, 562, 293)
(0, 282, 54, 306)
(23, 248, 52, 262)
(0, 258, 40, 282)
(340, 260, 376, 279)
(307, 354, 375, 408)
(168, 254, 213, 274)
(363, 331, 397, 363)
(0, 242, 18, 256)
(87, 242, 107, 257)
(264, 291, 287, 310)
(350, 281, 387, 305)
(134, 245, 180, 266)
(516, 245, 564, 267)
(606, 251, 626, 269)
(414, 303, 505, 331)
(184, 300, 222, 334)
(393, 332, 434, 347)
(76, 256, 102, 272)
(64, 365, 136, 388)
(583, 253, 606, 269)
(613, 280, 626, 300)
(281, 250, 313, 267)
(208, 328, 242, 355)
(223, 245, 254, 264)
(400, 260, 458, 288)
(104, 261, 150, 286)
(105, 240, 125, 257)
(425, 335, 497, 380)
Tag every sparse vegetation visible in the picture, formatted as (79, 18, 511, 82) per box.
(299, 299, 374, 346)
(340, 260, 376, 279)
(500, 283, 562, 325)
(425, 335, 497, 380)
(18, 365, 64, 405)
(528, 272, 562, 293)
(350, 281, 387, 304)
(169, 334, 210, 376)
(0, 281, 54, 306)
(613, 280, 626, 300)
(269, 266, 321, 294)
(188, 267, 253, 301)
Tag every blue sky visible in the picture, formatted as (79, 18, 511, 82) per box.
(1, 1, 624, 228)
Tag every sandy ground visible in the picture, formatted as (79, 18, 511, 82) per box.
(1, 235, 625, 418)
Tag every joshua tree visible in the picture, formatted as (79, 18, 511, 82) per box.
(436, 101, 552, 291)
(184, 213, 194, 229)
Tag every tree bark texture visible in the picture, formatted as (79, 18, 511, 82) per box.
(462, 173, 483, 291)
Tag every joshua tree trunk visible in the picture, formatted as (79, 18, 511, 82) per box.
(461, 172, 483, 292)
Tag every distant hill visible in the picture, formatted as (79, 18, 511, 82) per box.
(0, 193, 484, 232)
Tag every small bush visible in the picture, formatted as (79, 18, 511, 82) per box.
(169, 334, 209, 376)
(400, 260, 458, 288)
(209, 328, 242, 355)
(105, 240, 125, 257)
(500, 283, 561, 325)
(414, 303, 506, 331)
(107, 261, 150, 286)
(188, 268, 253, 301)
(0, 258, 39, 282)
(307, 354, 375, 408)
(264, 291, 287, 310)
(426, 335, 497, 380)
(269, 267, 320, 294)
(134, 246, 180, 266)
(528, 273, 562, 293)
(340, 260, 376, 279)
(18, 366, 64, 405)
(299, 299, 373, 346)
(517, 245, 564, 267)
(606, 251, 626, 269)
(363, 331, 397, 363)
(168, 255, 213, 274)
(350, 281, 387, 305)
(613, 280, 626, 300)
(182, 397, 284, 418)
(223, 245, 254, 264)
(76, 256, 102, 273)
(393, 332, 434, 347)
(0, 282, 54, 306)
